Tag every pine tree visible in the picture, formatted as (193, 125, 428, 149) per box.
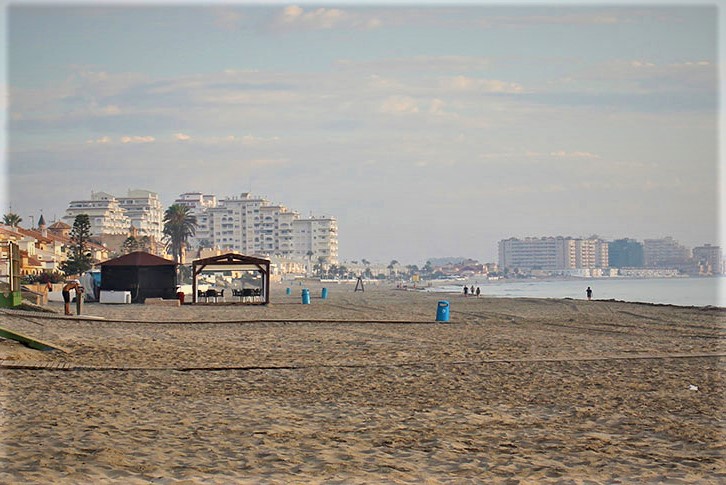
(122, 236, 141, 254)
(60, 214, 94, 276)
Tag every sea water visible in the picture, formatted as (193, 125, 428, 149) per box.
(426, 277, 725, 308)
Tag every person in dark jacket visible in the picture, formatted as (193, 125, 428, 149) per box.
(62, 280, 84, 315)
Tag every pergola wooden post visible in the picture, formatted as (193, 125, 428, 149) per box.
(191, 253, 271, 305)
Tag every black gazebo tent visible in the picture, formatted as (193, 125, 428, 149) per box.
(97, 251, 178, 303)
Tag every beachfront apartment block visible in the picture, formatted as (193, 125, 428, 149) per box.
(643, 237, 691, 268)
(63, 190, 164, 242)
(116, 189, 164, 242)
(175, 192, 338, 266)
(608, 238, 645, 268)
(498, 236, 608, 271)
(174, 192, 218, 248)
(292, 216, 339, 264)
(692, 244, 722, 275)
(63, 192, 131, 236)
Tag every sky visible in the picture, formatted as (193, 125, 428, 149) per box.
(1, 1, 722, 265)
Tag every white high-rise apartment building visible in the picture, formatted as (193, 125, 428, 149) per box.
(575, 238, 609, 269)
(499, 236, 608, 271)
(207, 193, 266, 254)
(63, 192, 131, 236)
(64, 190, 163, 241)
(116, 189, 163, 242)
(173, 192, 217, 249)
(499, 237, 563, 270)
(643, 237, 691, 268)
(176, 192, 338, 266)
(292, 216, 339, 265)
(692, 244, 722, 274)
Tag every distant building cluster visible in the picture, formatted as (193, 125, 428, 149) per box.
(498, 236, 609, 272)
(174, 192, 338, 266)
(0, 217, 111, 277)
(59, 189, 339, 269)
(63, 190, 163, 243)
(499, 236, 722, 276)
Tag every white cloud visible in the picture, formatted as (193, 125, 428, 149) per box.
(429, 99, 446, 115)
(210, 8, 245, 31)
(380, 96, 419, 114)
(272, 5, 381, 31)
(121, 136, 155, 144)
(568, 59, 717, 93)
(478, 150, 600, 161)
(549, 150, 600, 159)
(442, 76, 525, 94)
(86, 136, 112, 144)
(478, 12, 627, 28)
(249, 158, 289, 167)
(92, 104, 120, 116)
(279, 5, 346, 30)
(337, 56, 491, 74)
(185, 134, 280, 145)
(174, 133, 191, 141)
(241, 135, 280, 145)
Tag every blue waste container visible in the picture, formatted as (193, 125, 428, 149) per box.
(436, 300, 450, 322)
(321, 287, 328, 299)
(286, 287, 291, 295)
(302, 288, 310, 305)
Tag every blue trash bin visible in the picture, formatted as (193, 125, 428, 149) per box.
(436, 300, 450, 322)
(321, 287, 328, 299)
(286, 287, 291, 295)
(302, 288, 310, 305)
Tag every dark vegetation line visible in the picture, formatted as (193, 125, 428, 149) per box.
(2, 353, 724, 373)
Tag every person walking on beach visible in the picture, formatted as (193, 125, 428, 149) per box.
(476, 287, 481, 297)
(62, 280, 84, 315)
(463, 285, 468, 296)
(586, 286, 593, 301)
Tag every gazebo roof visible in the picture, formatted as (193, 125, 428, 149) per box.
(97, 251, 177, 267)
(193, 252, 270, 271)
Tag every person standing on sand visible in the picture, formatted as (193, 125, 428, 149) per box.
(586, 286, 593, 301)
(476, 287, 481, 297)
(62, 280, 84, 316)
(463, 285, 468, 296)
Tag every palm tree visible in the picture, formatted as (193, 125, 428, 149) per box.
(306, 250, 314, 276)
(3, 213, 22, 227)
(316, 256, 328, 278)
(163, 204, 197, 264)
(388, 259, 399, 278)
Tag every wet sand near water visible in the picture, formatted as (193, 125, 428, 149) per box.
(1, 284, 724, 483)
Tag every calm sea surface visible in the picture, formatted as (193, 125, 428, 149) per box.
(426, 277, 725, 308)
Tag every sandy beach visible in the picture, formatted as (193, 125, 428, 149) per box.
(1, 283, 724, 484)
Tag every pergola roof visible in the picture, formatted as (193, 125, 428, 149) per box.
(192, 253, 270, 271)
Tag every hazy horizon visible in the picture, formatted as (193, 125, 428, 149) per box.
(2, 2, 721, 264)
